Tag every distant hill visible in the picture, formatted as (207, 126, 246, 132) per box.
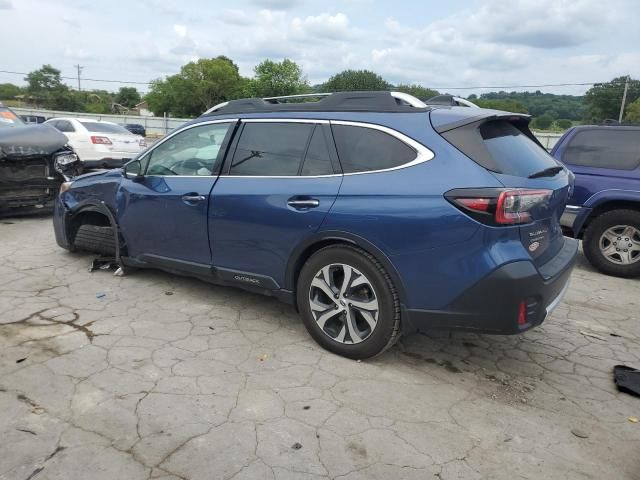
(468, 90, 584, 121)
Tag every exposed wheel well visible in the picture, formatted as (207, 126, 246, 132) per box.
(69, 210, 111, 237)
(579, 200, 640, 238)
(290, 239, 353, 295)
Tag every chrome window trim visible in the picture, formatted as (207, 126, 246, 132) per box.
(241, 118, 330, 124)
(138, 117, 435, 179)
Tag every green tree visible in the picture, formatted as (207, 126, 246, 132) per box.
(625, 98, 640, 123)
(145, 57, 244, 117)
(0, 83, 22, 100)
(555, 118, 572, 129)
(24, 64, 78, 109)
(530, 114, 553, 130)
(114, 87, 141, 109)
(394, 84, 439, 100)
(474, 98, 528, 113)
(584, 76, 640, 122)
(322, 70, 390, 91)
(246, 59, 309, 97)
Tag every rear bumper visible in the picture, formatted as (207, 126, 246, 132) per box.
(405, 236, 578, 334)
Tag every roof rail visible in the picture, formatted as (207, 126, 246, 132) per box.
(200, 91, 431, 117)
(263, 93, 332, 103)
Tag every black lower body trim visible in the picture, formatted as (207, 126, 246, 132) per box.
(405, 238, 578, 335)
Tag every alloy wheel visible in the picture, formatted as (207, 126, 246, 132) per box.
(599, 225, 640, 265)
(308, 263, 379, 344)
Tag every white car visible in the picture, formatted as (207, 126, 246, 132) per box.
(44, 118, 146, 169)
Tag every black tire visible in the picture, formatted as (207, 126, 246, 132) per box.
(73, 224, 116, 256)
(582, 209, 640, 278)
(297, 245, 401, 359)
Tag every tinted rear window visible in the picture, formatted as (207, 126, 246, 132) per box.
(230, 123, 313, 176)
(332, 125, 416, 173)
(563, 129, 640, 170)
(80, 121, 130, 134)
(442, 119, 558, 177)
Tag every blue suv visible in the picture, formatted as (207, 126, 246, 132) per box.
(553, 124, 640, 278)
(53, 92, 577, 359)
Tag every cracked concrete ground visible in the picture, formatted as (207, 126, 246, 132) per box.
(1, 216, 639, 480)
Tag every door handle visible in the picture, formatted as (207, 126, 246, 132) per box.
(287, 197, 320, 209)
(182, 194, 206, 203)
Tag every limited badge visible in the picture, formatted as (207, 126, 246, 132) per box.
(529, 241, 540, 252)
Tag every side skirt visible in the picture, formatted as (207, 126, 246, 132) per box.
(121, 254, 294, 304)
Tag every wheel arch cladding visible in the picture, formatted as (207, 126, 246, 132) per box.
(580, 199, 640, 236)
(285, 231, 408, 308)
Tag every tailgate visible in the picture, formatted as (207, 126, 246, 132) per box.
(436, 112, 571, 267)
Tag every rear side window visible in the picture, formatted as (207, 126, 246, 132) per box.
(55, 120, 75, 133)
(332, 124, 416, 173)
(230, 123, 313, 176)
(563, 129, 640, 170)
(443, 120, 558, 177)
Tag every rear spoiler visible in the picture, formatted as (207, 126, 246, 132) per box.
(433, 111, 531, 134)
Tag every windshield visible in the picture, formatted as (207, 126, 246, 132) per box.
(79, 121, 131, 134)
(0, 107, 25, 128)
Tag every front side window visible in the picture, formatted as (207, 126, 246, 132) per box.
(145, 122, 231, 176)
(332, 124, 416, 173)
(563, 129, 640, 170)
(229, 122, 313, 176)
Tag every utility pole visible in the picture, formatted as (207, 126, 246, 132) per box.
(74, 64, 83, 91)
(618, 76, 630, 123)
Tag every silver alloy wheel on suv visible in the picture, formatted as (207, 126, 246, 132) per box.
(309, 263, 379, 344)
(599, 225, 640, 265)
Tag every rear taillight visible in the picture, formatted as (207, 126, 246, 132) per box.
(139, 139, 147, 148)
(91, 136, 112, 145)
(495, 189, 552, 225)
(446, 188, 552, 226)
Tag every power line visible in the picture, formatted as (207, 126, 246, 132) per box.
(0, 69, 152, 85)
(0, 68, 638, 90)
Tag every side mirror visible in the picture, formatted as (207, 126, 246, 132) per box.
(123, 159, 144, 182)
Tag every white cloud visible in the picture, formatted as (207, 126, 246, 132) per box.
(0, 0, 12, 9)
(291, 13, 353, 41)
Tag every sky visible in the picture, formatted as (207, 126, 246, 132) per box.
(0, 0, 639, 96)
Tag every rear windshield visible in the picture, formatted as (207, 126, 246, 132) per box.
(563, 129, 640, 170)
(442, 119, 558, 177)
(80, 121, 130, 134)
(0, 107, 25, 128)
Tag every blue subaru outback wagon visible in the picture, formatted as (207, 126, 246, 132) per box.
(53, 91, 577, 359)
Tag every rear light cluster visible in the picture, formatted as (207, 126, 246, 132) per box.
(91, 136, 112, 145)
(139, 139, 147, 147)
(518, 297, 540, 327)
(446, 188, 552, 226)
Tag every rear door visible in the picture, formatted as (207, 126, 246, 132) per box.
(441, 118, 571, 266)
(209, 119, 342, 288)
(117, 121, 235, 266)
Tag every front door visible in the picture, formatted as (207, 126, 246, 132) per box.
(210, 120, 342, 288)
(117, 121, 235, 266)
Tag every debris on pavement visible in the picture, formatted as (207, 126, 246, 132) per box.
(15, 357, 27, 363)
(629, 417, 639, 423)
(580, 330, 607, 341)
(291, 442, 303, 450)
(614, 365, 640, 398)
(571, 428, 589, 439)
(89, 257, 119, 273)
(96, 292, 107, 300)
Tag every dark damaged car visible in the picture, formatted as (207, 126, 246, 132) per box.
(0, 105, 80, 216)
